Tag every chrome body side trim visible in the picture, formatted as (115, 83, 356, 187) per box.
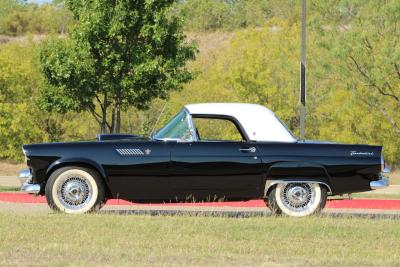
(370, 175, 389, 190)
(264, 179, 333, 197)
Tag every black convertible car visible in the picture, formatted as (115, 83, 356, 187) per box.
(20, 103, 390, 216)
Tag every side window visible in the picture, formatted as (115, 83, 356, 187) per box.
(192, 117, 244, 141)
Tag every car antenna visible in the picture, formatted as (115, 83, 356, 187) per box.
(149, 102, 167, 138)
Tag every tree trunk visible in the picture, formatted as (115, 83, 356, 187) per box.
(110, 107, 115, 133)
(100, 109, 107, 133)
(116, 107, 121, 133)
(100, 94, 108, 133)
(115, 89, 121, 133)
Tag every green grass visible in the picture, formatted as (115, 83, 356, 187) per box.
(0, 186, 19, 192)
(0, 214, 399, 266)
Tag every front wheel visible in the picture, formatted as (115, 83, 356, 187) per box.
(268, 183, 327, 217)
(45, 166, 106, 214)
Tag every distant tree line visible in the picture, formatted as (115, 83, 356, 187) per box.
(0, 0, 296, 36)
(0, 0, 72, 36)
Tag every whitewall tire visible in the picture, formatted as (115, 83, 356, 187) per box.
(268, 182, 327, 217)
(45, 167, 106, 214)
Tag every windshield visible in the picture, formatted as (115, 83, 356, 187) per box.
(153, 109, 194, 141)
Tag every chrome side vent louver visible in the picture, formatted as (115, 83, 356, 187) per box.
(116, 148, 144, 156)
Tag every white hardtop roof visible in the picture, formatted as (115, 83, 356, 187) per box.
(185, 103, 297, 142)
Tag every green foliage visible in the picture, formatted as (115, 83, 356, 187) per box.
(310, 0, 400, 163)
(218, 20, 300, 132)
(176, 0, 300, 31)
(39, 0, 197, 133)
(0, 41, 96, 161)
(193, 117, 243, 141)
(0, 0, 22, 18)
(0, 42, 46, 160)
(0, 0, 301, 36)
(0, 2, 73, 36)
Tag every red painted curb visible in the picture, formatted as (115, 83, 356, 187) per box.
(326, 199, 400, 210)
(0, 193, 264, 207)
(1, 193, 400, 210)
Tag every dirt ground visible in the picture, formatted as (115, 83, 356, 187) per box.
(0, 160, 25, 176)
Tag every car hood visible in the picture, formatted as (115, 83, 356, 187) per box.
(22, 136, 150, 156)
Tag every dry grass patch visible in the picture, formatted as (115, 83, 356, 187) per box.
(388, 169, 400, 185)
(0, 214, 399, 266)
(0, 160, 25, 176)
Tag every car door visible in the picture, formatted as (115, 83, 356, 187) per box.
(104, 140, 173, 201)
(170, 141, 262, 200)
(170, 116, 263, 200)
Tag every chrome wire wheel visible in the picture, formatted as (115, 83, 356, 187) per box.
(281, 183, 315, 212)
(57, 176, 93, 210)
(274, 183, 322, 217)
(47, 168, 102, 214)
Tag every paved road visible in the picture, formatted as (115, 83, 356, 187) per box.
(0, 176, 20, 187)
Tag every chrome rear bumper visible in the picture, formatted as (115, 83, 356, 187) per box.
(370, 175, 389, 190)
(19, 169, 40, 195)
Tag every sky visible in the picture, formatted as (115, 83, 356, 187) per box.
(28, 0, 53, 4)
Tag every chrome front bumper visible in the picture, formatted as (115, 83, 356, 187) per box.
(370, 175, 389, 190)
(19, 169, 40, 195)
(18, 169, 31, 185)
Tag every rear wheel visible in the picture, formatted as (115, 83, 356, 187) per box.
(268, 182, 327, 217)
(45, 166, 106, 214)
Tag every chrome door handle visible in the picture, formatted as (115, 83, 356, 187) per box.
(239, 147, 256, 153)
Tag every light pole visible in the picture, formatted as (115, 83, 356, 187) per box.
(300, 0, 306, 140)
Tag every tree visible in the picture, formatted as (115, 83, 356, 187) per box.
(0, 42, 47, 161)
(197, 20, 301, 134)
(0, 1, 73, 36)
(312, 0, 400, 163)
(340, 1, 400, 134)
(39, 0, 197, 133)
